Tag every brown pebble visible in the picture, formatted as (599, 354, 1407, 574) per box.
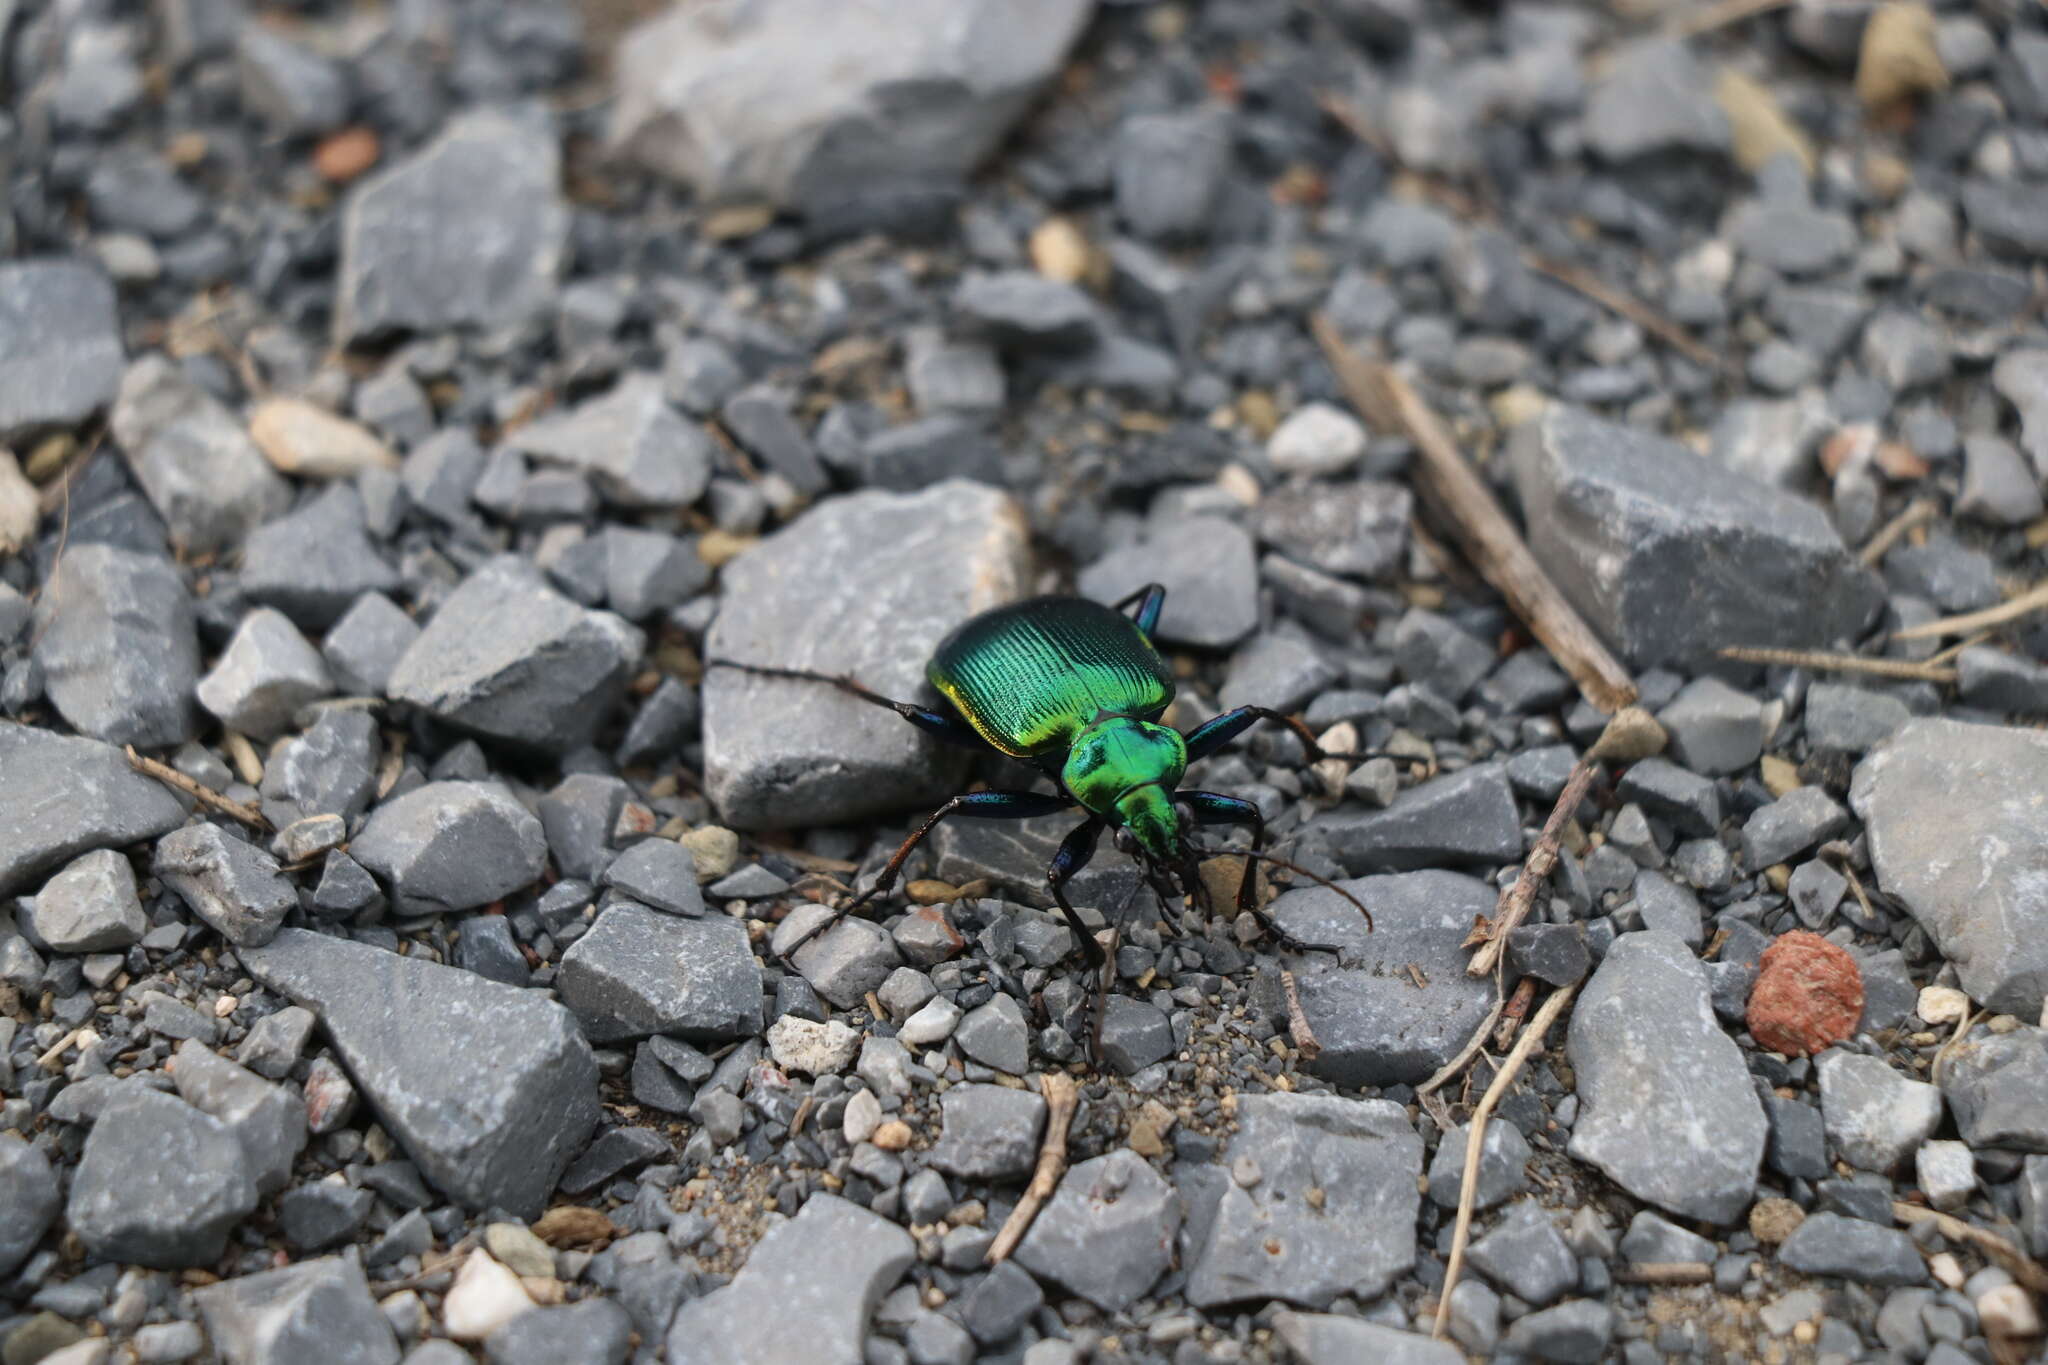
(1747, 930, 1865, 1057)
(1748, 1196, 1804, 1245)
(314, 127, 381, 184)
(871, 1120, 912, 1151)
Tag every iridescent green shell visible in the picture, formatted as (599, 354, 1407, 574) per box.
(928, 596, 1174, 758)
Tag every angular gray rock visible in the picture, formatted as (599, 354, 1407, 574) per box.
(1115, 109, 1231, 243)
(1851, 719, 2048, 1013)
(321, 593, 419, 697)
(66, 1088, 260, 1267)
(1511, 405, 1883, 669)
(194, 1254, 400, 1365)
(556, 902, 763, 1043)
(1186, 1093, 1421, 1309)
(387, 557, 644, 755)
(1777, 1212, 1927, 1286)
(171, 1039, 307, 1196)
(667, 1194, 914, 1365)
(154, 823, 297, 947)
(196, 607, 333, 741)
(235, 27, 350, 136)
(260, 709, 380, 829)
(111, 353, 290, 554)
(1567, 931, 1767, 1224)
(927, 1084, 1046, 1181)
(1268, 871, 1500, 1086)
(0, 257, 124, 441)
(1816, 1050, 1944, 1172)
(0, 1133, 58, 1276)
(1583, 39, 1728, 163)
(600, 838, 705, 917)
(349, 781, 547, 916)
(30, 848, 146, 952)
(1078, 516, 1260, 649)
(239, 485, 402, 631)
(1014, 1150, 1180, 1311)
(1318, 765, 1522, 874)
(610, 0, 1094, 232)
(32, 544, 200, 747)
(773, 906, 904, 1009)
(1254, 481, 1413, 582)
(1427, 1121, 1532, 1212)
(704, 481, 1030, 829)
(238, 929, 599, 1216)
(0, 724, 187, 896)
(484, 1298, 632, 1365)
(1741, 786, 1848, 869)
(508, 373, 712, 511)
(1939, 1029, 2048, 1151)
(1274, 1312, 1464, 1365)
(337, 108, 568, 341)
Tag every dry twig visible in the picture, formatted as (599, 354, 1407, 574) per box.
(1716, 646, 1957, 683)
(1892, 1202, 2048, 1296)
(1434, 984, 1578, 1340)
(1858, 497, 1938, 566)
(1418, 996, 1505, 1096)
(987, 1073, 1080, 1264)
(1525, 255, 1720, 372)
(1613, 1262, 1715, 1285)
(1314, 323, 1638, 714)
(124, 745, 270, 831)
(1281, 969, 1321, 1060)
(1492, 977, 1538, 1050)
(1470, 758, 1599, 977)
(1891, 582, 2048, 641)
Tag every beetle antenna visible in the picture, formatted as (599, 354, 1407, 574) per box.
(1192, 845, 1374, 933)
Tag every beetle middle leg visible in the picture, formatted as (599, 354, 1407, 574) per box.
(777, 789, 1072, 965)
(1181, 789, 1346, 959)
(1045, 817, 1115, 1065)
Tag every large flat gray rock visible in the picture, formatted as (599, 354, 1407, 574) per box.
(336, 108, 567, 341)
(1014, 1149, 1180, 1311)
(1317, 764, 1523, 874)
(348, 781, 547, 917)
(1567, 931, 1766, 1225)
(507, 372, 712, 511)
(703, 480, 1031, 829)
(1511, 405, 1883, 669)
(1267, 870, 1500, 1086)
(238, 929, 599, 1217)
(609, 0, 1094, 234)
(667, 1194, 914, 1365)
(1186, 1093, 1421, 1309)
(66, 1087, 260, 1268)
(0, 724, 187, 897)
(387, 557, 644, 755)
(1851, 718, 2048, 1014)
(31, 543, 200, 748)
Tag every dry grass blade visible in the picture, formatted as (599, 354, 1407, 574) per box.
(1433, 983, 1578, 1339)
(1716, 646, 1957, 683)
(1281, 969, 1321, 1060)
(1525, 255, 1721, 372)
(1470, 757, 1599, 977)
(124, 745, 270, 831)
(1313, 322, 1638, 714)
(1613, 1262, 1715, 1285)
(1890, 581, 2048, 641)
(986, 1072, 1080, 1264)
(1858, 497, 1938, 566)
(1891, 1203, 2048, 1296)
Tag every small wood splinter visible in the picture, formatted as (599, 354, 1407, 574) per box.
(986, 1072, 1080, 1264)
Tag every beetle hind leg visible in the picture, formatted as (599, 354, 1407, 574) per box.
(704, 658, 989, 749)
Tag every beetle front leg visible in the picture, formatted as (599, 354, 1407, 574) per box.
(776, 789, 1071, 966)
(1044, 818, 1112, 1065)
(1183, 704, 1430, 769)
(1181, 789, 1345, 959)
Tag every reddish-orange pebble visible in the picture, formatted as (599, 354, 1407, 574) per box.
(1747, 930, 1864, 1057)
(314, 127, 381, 184)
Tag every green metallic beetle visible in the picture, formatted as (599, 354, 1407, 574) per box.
(713, 584, 1376, 999)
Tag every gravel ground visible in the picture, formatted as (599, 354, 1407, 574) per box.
(2, 1, 2048, 1363)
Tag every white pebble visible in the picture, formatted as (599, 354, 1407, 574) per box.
(765, 1016, 861, 1075)
(1978, 1283, 2042, 1338)
(898, 995, 962, 1048)
(1266, 402, 1366, 476)
(442, 1250, 535, 1341)
(1917, 985, 1970, 1025)
(1915, 1139, 1975, 1211)
(842, 1087, 883, 1145)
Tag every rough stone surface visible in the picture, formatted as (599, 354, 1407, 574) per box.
(349, 781, 547, 916)
(1568, 931, 1767, 1224)
(1268, 871, 1500, 1086)
(111, 353, 291, 554)
(1318, 765, 1522, 874)
(559, 902, 764, 1044)
(927, 1084, 1046, 1181)
(1511, 405, 1883, 668)
(704, 481, 1030, 829)
(0, 724, 187, 896)
(32, 544, 200, 747)
(337, 108, 568, 341)
(66, 1087, 260, 1267)
(1817, 1049, 1944, 1173)
(666, 1195, 914, 1365)
(610, 0, 1094, 232)
(387, 558, 644, 755)
(1939, 1030, 2048, 1151)
(1186, 1093, 1422, 1309)
(1014, 1150, 1180, 1311)
(194, 1255, 399, 1365)
(170, 1038, 307, 1196)
(29, 847, 147, 952)
(154, 823, 297, 947)
(195, 607, 333, 741)
(0, 1134, 59, 1276)
(508, 373, 712, 511)
(238, 929, 599, 1216)
(1274, 1312, 1464, 1365)
(1851, 719, 2048, 1013)
(1777, 1212, 1927, 1286)
(0, 257, 123, 440)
